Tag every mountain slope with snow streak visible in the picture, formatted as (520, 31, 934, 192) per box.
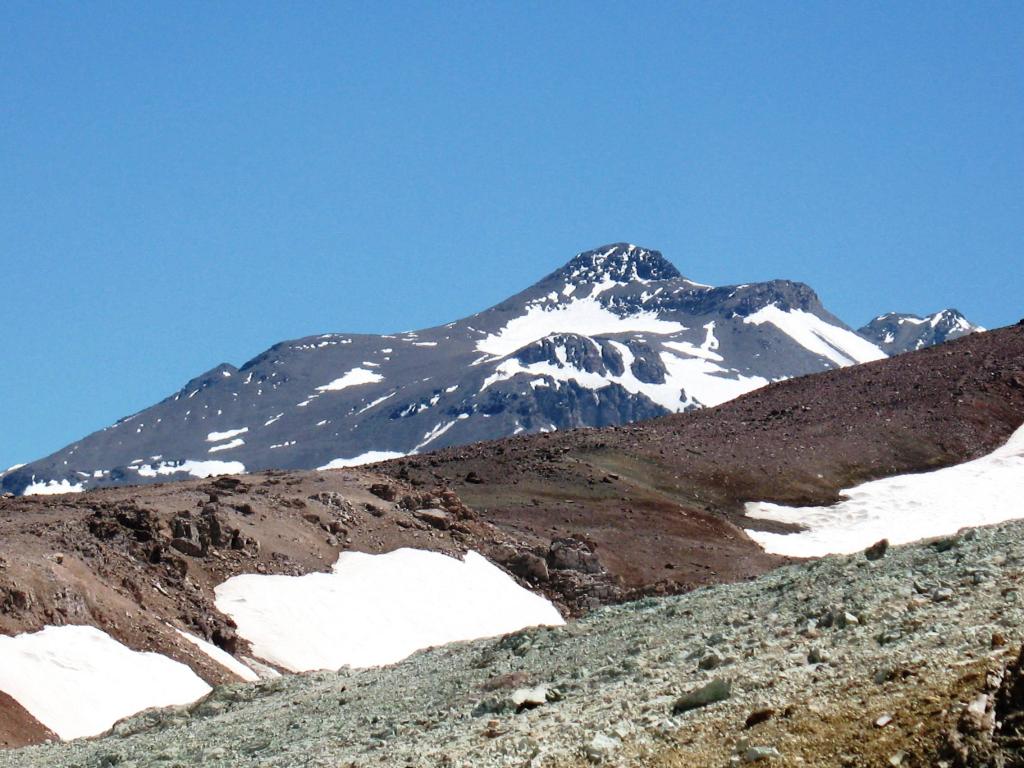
(3, 243, 977, 495)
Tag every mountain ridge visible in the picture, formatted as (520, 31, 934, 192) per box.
(2, 243, 980, 495)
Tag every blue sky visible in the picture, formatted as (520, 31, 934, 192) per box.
(1, 2, 1021, 470)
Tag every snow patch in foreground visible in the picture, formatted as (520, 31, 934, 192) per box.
(22, 478, 85, 496)
(215, 549, 564, 671)
(745, 423, 1024, 557)
(0, 625, 211, 740)
(317, 450, 407, 470)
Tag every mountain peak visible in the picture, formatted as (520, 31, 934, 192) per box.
(858, 308, 983, 355)
(550, 243, 683, 286)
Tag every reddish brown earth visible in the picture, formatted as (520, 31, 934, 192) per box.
(1, 322, 1022, 748)
(0, 693, 54, 749)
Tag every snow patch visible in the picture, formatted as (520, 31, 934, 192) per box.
(22, 479, 85, 496)
(208, 438, 245, 453)
(415, 420, 457, 451)
(214, 549, 564, 671)
(476, 298, 686, 358)
(133, 460, 245, 479)
(316, 367, 384, 392)
(745, 423, 1024, 557)
(206, 427, 248, 443)
(317, 451, 407, 470)
(0, 625, 210, 741)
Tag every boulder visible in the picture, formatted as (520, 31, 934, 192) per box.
(672, 678, 732, 714)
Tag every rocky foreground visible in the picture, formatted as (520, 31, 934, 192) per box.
(7, 519, 1024, 767)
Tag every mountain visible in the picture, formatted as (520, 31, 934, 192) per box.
(858, 308, 983, 355)
(0, 323, 1021, 751)
(3, 243, 978, 496)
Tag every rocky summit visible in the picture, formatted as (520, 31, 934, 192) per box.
(858, 309, 983, 355)
(2, 244, 979, 496)
(6, 518, 1024, 768)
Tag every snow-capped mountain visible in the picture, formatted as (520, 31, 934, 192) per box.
(857, 309, 983, 355)
(4, 243, 974, 495)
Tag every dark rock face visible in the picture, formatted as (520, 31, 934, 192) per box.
(1, 243, 977, 495)
(858, 309, 982, 355)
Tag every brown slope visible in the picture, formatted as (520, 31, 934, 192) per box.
(378, 322, 1024, 592)
(0, 693, 55, 749)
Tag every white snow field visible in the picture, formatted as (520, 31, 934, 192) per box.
(215, 548, 565, 672)
(745, 423, 1024, 557)
(0, 625, 211, 740)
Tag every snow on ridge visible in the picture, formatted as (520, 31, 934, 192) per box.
(214, 548, 564, 672)
(1, 462, 25, 477)
(317, 451, 408, 470)
(476, 297, 686, 358)
(206, 427, 249, 443)
(316, 367, 385, 392)
(0, 625, 210, 741)
(744, 305, 886, 366)
(22, 478, 85, 496)
(745, 422, 1024, 558)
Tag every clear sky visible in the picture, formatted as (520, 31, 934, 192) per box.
(1, 2, 1021, 471)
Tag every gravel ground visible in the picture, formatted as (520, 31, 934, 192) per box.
(6, 519, 1024, 768)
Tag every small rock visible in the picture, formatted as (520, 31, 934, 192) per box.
(865, 539, 889, 560)
(508, 552, 549, 582)
(413, 508, 451, 530)
(672, 678, 731, 714)
(744, 708, 775, 729)
(510, 686, 548, 712)
(368, 483, 397, 501)
(808, 647, 830, 665)
(875, 713, 893, 727)
(743, 746, 781, 762)
(698, 649, 724, 670)
(584, 733, 621, 763)
(932, 587, 954, 603)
